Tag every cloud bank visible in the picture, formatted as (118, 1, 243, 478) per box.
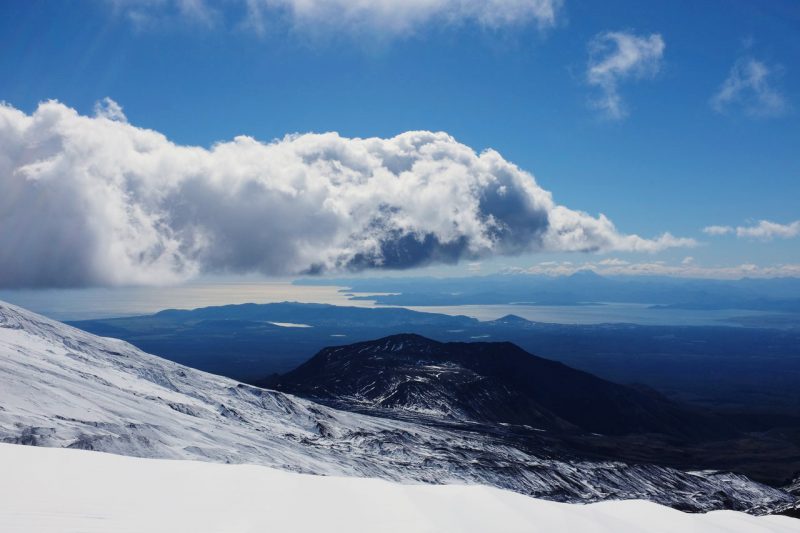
(736, 220, 800, 240)
(703, 220, 800, 241)
(587, 31, 665, 120)
(711, 57, 788, 118)
(0, 100, 694, 288)
(702, 225, 733, 236)
(514, 259, 800, 279)
(110, 0, 563, 36)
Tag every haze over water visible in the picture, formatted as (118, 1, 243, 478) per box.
(0, 282, 781, 328)
(404, 304, 777, 327)
(0, 283, 371, 321)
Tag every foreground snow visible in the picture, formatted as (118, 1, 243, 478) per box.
(0, 444, 797, 533)
(0, 299, 793, 512)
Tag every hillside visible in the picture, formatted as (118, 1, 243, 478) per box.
(272, 333, 728, 439)
(1, 444, 798, 533)
(0, 300, 793, 513)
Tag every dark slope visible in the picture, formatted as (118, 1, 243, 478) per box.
(271, 334, 730, 440)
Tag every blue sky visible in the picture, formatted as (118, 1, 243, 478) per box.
(0, 0, 798, 282)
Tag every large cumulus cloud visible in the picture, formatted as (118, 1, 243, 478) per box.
(0, 100, 695, 288)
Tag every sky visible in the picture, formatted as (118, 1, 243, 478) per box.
(0, 0, 799, 288)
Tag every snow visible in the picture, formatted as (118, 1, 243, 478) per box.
(268, 321, 313, 328)
(0, 443, 797, 533)
(0, 299, 794, 513)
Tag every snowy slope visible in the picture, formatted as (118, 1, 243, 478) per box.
(1, 444, 798, 533)
(0, 299, 793, 513)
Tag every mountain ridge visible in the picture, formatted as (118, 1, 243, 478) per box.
(271, 333, 731, 440)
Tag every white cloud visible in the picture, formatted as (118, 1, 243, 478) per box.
(586, 31, 665, 120)
(108, 0, 219, 29)
(109, 0, 563, 36)
(702, 225, 733, 236)
(513, 260, 800, 279)
(711, 57, 788, 118)
(93, 97, 128, 122)
(735, 219, 800, 240)
(598, 258, 628, 266)
(543, 208, 696, 253)
(0, 100, 694, 289)
(704, 220, 800, 241)
(681, 256, 694, 265)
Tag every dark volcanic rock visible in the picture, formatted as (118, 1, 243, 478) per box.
(272, 334, 730, 440)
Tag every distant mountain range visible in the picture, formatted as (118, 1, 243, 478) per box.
(295, 272, 800, 313)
